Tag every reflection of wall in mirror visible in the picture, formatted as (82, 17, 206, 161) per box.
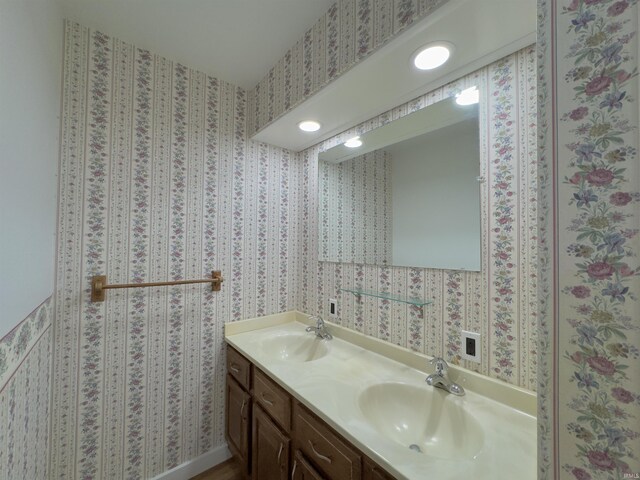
(319, 150, 392, 264)
(390, 119, 480, 270)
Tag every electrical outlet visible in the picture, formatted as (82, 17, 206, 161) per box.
(461, 330, 481, 363)
(328, 298, 337, 318)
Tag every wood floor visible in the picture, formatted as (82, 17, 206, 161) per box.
(190, 458, 244, 480)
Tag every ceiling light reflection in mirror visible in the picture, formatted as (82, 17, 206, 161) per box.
(344, 136, 363, 148)
(456, 86, 479, 106)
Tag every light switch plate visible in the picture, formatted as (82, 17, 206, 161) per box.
(461, 330, 481, 363)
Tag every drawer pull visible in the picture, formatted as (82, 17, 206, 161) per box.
(291, 460, 297, 479)
(261, 393, 274, 406)
(240, 399, 246, 416)
(277, 442, 283, 463)
(309, 440, 332, 464)
(229, 363, 241, 374)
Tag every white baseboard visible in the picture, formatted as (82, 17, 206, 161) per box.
(151, 444, 232, 480)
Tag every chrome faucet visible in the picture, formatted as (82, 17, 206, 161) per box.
(426, 357, 465, 396)
(305, 315, 333, 340)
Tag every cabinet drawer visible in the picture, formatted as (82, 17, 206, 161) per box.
(227, 346, 252, 391)
(292, 450, 325, 480)
(254, 368, 292, 432)
(294, 403, 361, 480)
(364, 459, 396, 480)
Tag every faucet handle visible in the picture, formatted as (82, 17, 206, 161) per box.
(308, 314, 324, 327)
(430, 357, 448, 376)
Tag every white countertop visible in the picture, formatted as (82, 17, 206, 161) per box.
(225, 311, 537, 480)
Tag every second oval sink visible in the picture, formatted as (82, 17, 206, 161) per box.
(358, 382, 484, 460)
(259, 333, 329, 362)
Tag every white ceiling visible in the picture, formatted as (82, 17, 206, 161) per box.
(60, 0, 335, 90)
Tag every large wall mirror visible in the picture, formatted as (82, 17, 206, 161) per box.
(318, 92, 481, 271)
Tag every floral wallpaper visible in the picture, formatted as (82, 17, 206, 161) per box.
(247, 0, 451, 136)
(52, 22, 301, 479)
(0, 298, 52, 389)
(48, 2, 640, 479)
(319, 149, 393, 264)
(538, 0, 640, 478)
(536, 0, 554, 476)
(301, 46, 539, 391)
(0, 299, 52, 480)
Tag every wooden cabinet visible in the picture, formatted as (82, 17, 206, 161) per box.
(225, 344, 398, 480)
(294, 403, 361, 480)
(292, 451, 325, 480)
(226, 374, 251, 475)
(228, 346, 252, 390)
(363, 459, 396, 480)
(252, 404, 290, 480)
(254, 369, 292, 432)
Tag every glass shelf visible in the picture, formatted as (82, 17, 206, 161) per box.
(339, 288, 433, 307)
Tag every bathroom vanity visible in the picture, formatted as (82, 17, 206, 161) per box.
(224, 312, 536, 480)
(226, 343, 394, 480)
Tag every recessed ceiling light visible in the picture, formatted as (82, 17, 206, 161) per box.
(298, 120, 321, 132)
(455, 86, 479, 106)
(412, 43, 452, 70)
(344, 136, 362, 148)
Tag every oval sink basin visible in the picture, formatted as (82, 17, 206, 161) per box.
(358, 383, 484, 460)
(259, 334, 329, 362)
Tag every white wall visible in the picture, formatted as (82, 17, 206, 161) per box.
(390, 119, 480, 270)
(0, 0, 63, 336)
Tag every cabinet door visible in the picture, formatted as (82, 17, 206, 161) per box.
(252, 404, 290, 480)
(226, 374, 251, 474)
(292, 451, 325, 480)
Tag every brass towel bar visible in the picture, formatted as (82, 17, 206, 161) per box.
(91, 271, 224, 302)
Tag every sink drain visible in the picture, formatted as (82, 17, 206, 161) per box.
(408, 444, 422, 453)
